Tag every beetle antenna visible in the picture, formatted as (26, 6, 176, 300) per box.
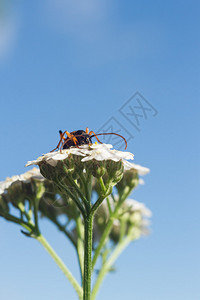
(90, 132, 127, 149)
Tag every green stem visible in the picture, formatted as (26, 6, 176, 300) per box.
(33, 198, 40, 234)
(28, 199, 33, 220)
(37, 234, 83, 300)
(86, 172, 92, 203)
(0, 212, 34, 232)
(100, 175, 112, 214)
(106, 197, 112, 215)
(91, 195, 104, 216)
(92, 217, 113, 270)
(32, 184, 45, 235)
(79, 172, 90, 202)
(91, 236, 132, 300)
(91, 177, 112, 216)
(119, 218, 126, 244)
(67, 176, 88, 207)
(92, 186, 133, 270)
(76, 216, 85, 280)
(83, 214, 93, 300)
(99, 177, 107, 193)
(18, 203, 32, 223)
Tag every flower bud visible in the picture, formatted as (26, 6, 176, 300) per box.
(0, 195, 9, 214)
(105, 160, 124, 184)
(39, 161, 60, 181)
(110, 219, 121, 243)
(85, 160, 106, 179)
(116, 169, 139, 194)
(6, 182, 25, 208)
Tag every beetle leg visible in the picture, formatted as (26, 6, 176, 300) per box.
(85, 127, 89, 134)
(50, 131, 66, 152)
(64, 131, 79, 147)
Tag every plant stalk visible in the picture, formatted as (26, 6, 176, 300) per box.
(83, 214, 93, 300)
(37, 234, 83, 300)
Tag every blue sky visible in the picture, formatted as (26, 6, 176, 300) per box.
(0, 1, 200, 299)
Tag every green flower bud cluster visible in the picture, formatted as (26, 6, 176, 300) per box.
(105, 160, 124, 185)
(0, 169, 46, 230)
(84, 160, 106, 179)
(116, 169, 139, 195)
(40, 155, 124, 187)
(0, 195, 9, 214)
(94, 197, 151, 244)
(0, 177, 44, 211)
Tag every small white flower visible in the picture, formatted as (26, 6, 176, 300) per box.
(125, 199, 152, 217)
(83, 144, 113, 150)
(0, 168, 44, 195)
(113, 219, 120, 227)
(26, 143, 134, 167)
(94, 197, 151, 242)
(96, 197, 152, 219)
(26, 148, 86, 167)
(81, 143, 134, 162)
(123, 161, 150, 175)
(139, 178, 145, 185)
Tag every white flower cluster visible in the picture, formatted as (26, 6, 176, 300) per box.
(123, 161, 150, 175)
(98, 197, 152, 219)
(0, 168, 43, 195)
(94, 197, 152, 242)
(124, 199, 152, 218)
(26, 143, 134, 168)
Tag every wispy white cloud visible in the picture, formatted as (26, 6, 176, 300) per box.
(43, 0, 110, 39)
(42, 1, 164, 66)
(0, 12, 19, 63)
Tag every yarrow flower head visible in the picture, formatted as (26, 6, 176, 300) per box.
(26, 143, 134, 167)
(0, 168, 44, 196)
(80, 144, 133, 162)
(24, 143, 150, 240)
(25, 143, 135, 186)
(0, 168, 46, 223)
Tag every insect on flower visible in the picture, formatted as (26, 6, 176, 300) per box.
(51, 127, 127, 152)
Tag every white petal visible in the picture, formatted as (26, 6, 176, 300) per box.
(111, 150, 134, 160)
(25, 160, 39, 167)
(26, 143, 135, 169)
(49, 152, 69, 161)
(89, 144, 113, 150)
(123, 161, 150, 175)
(125, 199, 152, 217)
(46, 159, 58, 167)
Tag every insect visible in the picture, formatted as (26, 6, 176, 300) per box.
(51, 127, 127, 152)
